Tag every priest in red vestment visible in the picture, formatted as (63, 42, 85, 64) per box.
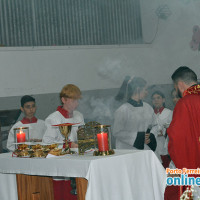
(165, 66, 200, 200)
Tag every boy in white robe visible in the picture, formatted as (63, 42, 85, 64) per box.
(43, 84, 84, 147)
(42, 84, 84, 200)
(150, 91, 172, 168)
(7, 95, 46, 151)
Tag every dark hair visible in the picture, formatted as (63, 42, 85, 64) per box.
(21, 95, 35, 107)
(115, 76, 147, 101)
(171, 66, 197, 84)
(151, 91, 165, 99)
(151, 91, 165, 107)
(115, 76, 131, 101)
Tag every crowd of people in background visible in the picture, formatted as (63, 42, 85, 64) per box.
(5, 66, 200, 200)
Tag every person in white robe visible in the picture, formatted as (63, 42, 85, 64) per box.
(7, 95, 46, 151)
(113, 76, 156, 151)
(42, 84, 84, 147)
(42, 84, 84, 200)
(150, 91, 172, 167)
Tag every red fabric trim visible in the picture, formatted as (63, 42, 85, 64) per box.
(164, 186, 179, 200)
(21, 117, 37, 124)
(160, 155, 171, 169)
(183, 84, 200, 97)
(53, 180, 77, 200)
(154, 107, 164, 114)
(63, 140, 72, 149)
(57, 106, 70, 118)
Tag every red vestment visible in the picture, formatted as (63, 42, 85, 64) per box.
(165, 85, 200, 200)
(167, 84, 200, 169)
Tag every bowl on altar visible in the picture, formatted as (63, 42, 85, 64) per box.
(31, 144, 42, 150)
(32, 149, 46, 158)
(49, 148, 63, 156)
(18, 149, 30, 157)
(42, 143, 58, 150)
(42, 148, 51, 156)
(18, 144, 28, 150)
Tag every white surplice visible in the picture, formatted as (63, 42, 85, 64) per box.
(151, 108, 172, 161)
(113, 102, 154, 150)
(42, 110, 84, 144)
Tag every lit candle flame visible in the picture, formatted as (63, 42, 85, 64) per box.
(19, 128, 23, 134)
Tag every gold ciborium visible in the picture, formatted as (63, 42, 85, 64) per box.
(59, 125, 72, 153)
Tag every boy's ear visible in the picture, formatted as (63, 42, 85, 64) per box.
(61, 97, 68, 104)
(20, 107, 24, 113)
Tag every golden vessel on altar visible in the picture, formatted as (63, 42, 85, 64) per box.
(77, 121, 99, 155)
(13, 143, 61, 158)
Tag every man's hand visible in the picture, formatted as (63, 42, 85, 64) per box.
(145, 133, 150, 144)
(71, 142, 78, 148)
(158, 130, 163, 137)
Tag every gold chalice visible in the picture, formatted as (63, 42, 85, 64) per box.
(59, 125, 72, 153)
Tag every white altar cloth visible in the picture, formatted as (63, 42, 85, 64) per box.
(0, 150, 166, 200)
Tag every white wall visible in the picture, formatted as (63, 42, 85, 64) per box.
(0, 0, 200, 97)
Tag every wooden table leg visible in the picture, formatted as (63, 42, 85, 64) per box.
(32, 192, 40, 200)
(76, 178, 88, 200)
(16, 174, 54, 200)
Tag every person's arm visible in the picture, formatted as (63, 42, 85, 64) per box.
(42, 118, 63, 144)
(151, 115, 161, 138)
(7, 126, 15, 151)
(143, 127, 157, 151)
(167, 100, 190, 168)
(146, 133, 157, 151)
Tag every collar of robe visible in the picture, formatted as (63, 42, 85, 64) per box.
(21, 116, 38, 124)
(183, 84, 200, 97)
(127, 98, 143, 107)
(154, 107, 164, 114)
(57, 106, 71, 118)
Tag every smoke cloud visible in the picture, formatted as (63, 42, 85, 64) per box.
(97, 57, 133, 84)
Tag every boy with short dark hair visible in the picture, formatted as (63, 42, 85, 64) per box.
(7, 95, 46, 151)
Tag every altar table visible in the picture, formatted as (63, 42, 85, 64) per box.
(0, 150, 166, 200)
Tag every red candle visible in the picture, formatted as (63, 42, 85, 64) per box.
(97, 132, 109, 152)
(17, 132, 26, 143)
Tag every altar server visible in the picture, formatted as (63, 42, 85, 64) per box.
(42, 84, 84, 200)
(43, 84, 84, 148)
(7, 95, 46, 151)
(113, 76, 157, 151)
(151, 91, 172, 167)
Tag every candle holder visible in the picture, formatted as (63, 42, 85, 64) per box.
(93, 125, 114, 156)
(14, 127, 29, 149)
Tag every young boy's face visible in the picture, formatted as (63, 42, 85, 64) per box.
(21, 101, 36, 119)
(61, 97, 79, 112)
(152, 94, 165, 109)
